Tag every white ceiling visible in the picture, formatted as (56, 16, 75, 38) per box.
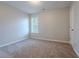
(3, 1, 71, 14)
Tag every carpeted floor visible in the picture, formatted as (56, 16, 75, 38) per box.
(0, 39, 78, 58)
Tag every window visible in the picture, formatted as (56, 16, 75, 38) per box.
(31, 15, 38, 33)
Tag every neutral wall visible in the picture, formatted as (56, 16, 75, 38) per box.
(31, 8, 70, 42)
(70, 2, 79, 56)
(0, 2, 29, 46)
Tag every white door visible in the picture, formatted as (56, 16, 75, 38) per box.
(70, 2, 79, 56)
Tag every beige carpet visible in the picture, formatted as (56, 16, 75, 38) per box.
(0, 39, 78, 58)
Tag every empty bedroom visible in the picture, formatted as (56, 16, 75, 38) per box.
(0, 1, 79, 58)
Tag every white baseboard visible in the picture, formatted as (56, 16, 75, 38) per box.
(31, 36, 69, 44)
(0, 36, 28, 48)
(70, 41, 79, 57)
(73, 48, 79, 57)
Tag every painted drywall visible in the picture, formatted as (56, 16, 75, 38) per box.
(70, 2, 79, 56)
(31, 8, 70, 42)
(0, 2, 29, 46)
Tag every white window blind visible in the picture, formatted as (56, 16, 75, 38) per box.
(31, 15, 38, 33)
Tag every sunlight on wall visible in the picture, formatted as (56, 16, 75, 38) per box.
(19, 18, 29, 36)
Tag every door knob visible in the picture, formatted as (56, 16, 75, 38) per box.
(72, 29, 74, 31)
